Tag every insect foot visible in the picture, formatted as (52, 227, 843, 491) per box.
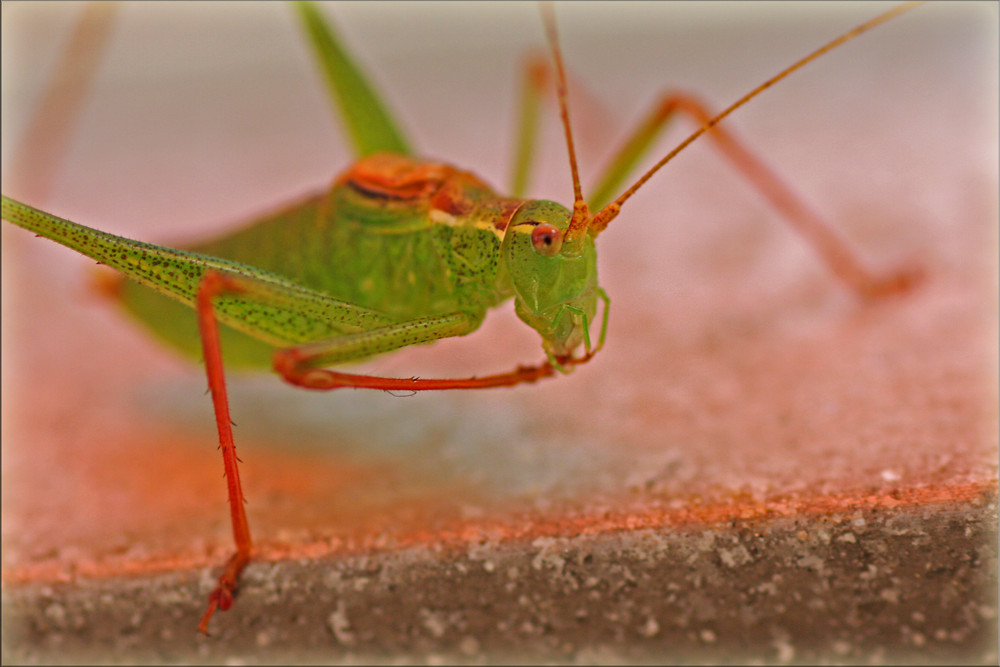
(198, 548, 251, 635)
(859, 263, 926, 301)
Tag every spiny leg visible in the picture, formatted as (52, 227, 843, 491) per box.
(277, 353, 563, 391)
(274, 289, 610, 391)
(195, 271, 254, 635)
(185, 274, 604, 617)
(274, 344, 595, 392)
(587, 92, 921, 300)
(178, 270, 582, 394)
(272, 314, 535, 391)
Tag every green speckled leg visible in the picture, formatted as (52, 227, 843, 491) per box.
(279, 311, 482, 370)
(275, 288, 612, 392)
(192, 270, 528, 391)
(272, 313, 485, 389)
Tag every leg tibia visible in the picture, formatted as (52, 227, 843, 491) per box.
(194, 271, 254, 635)
(590, 91, 922, 299)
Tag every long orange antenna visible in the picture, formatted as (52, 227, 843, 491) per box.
(540, 2, 590, 252)
(588, 1, 924, 236)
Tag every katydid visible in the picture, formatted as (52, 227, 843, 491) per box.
(1, 2, 924, 634)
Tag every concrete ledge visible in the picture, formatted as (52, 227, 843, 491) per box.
(4, 491, 996, 664)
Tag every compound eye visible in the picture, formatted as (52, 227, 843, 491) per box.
(530, 223, 563, 257)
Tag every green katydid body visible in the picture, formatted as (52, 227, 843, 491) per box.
(164, 153, 599, 365)
(2, 155, 599, 369)
(2, 0, 917, 379)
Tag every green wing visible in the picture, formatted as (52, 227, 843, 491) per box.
(294, 1, 412, 157)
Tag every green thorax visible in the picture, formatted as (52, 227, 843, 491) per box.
(188, 154, 524, 321)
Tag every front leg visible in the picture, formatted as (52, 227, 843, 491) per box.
(273, 342, 597, 391)
(274, 289, 611, 391)
(270, 312, 550, 391)
(191, 268, 395, 634)
(194, 271, 254, 635)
